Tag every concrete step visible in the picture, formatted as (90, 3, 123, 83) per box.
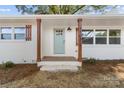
(40, 65, 79, 72)
(37, 61, 81, 67)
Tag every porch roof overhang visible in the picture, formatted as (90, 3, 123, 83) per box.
(0, 15, 124, 20)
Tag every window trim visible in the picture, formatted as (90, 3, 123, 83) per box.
(108, 29, 121, 45)
(82, 29, 94, 45)
(1, 27, 13, 40)
(95, 29, 107, 44)
(14, 27, 26, 40)
(82, 28, 121, 45)
(0, 26, 26, 41)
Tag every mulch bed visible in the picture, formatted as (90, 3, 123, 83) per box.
(0, 64, 39, 84)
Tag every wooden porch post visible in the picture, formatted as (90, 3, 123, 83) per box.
(77, 18, 82, 62)
(36, 19, 41, 62)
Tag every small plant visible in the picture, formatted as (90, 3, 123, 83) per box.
(83, 58, 96, 64)
(1, 61, 15, 69)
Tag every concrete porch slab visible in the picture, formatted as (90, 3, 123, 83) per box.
(37, 61, 81, 72)
(40, 65, 79, 72)
(37, 56, 81, 72)
(37, 61, 81, 67)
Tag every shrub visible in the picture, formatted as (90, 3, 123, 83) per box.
(83, 58, 96, 64)
(1, 61, 15, 69)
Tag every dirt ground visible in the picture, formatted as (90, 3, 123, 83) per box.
(1, 62, 124, 88)
(0, 64, 39, 85)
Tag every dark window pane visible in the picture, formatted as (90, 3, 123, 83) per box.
(82, 37, 93, 44)
(109, 29, 121, 36)
(82, 30, 94, 37)
(109, 38, 120, 44)
(15, 34, 25, 39)
(95, 38, 107, 44)
(95, 29, 107, 36)
(1, 34, 11, 40)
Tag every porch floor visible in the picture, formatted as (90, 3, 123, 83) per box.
(41, 56, 77, 61)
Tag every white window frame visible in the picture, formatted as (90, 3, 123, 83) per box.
(0, 27, 13, 40)
(82, 26, 122, 45)
(14, 27, 26, 40)
(0, 26, 26, 41)
(95, 29, 107, 45)
(82, 29, 94, 45)
(108, 29, 121, 45)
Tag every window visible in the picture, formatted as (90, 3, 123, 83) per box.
(82, 28, 121, 45)
(0, 26, 31, 41)
(109, 29, 121, 44)
(95, 29, 107, 44)
(1, 27, 12, 40)
(82, 29, 94, 44)
(14, 27, 26, 40)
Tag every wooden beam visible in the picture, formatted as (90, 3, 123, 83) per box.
(77, 18, 82, 62)
(36, 19, 41, 62)
(76, 28, 78, 46)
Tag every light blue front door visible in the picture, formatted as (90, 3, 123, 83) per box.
(54, 29, 65, 54)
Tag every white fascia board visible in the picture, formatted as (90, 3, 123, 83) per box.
(0, 15, 124, 19)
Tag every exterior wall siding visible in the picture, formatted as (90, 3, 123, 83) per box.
(0, 21, 37, 64)
(42, 20, 77, 58)
(1, 18, 124, 64)
(82, 26, 124, 60)
(42, 19, 124, 60)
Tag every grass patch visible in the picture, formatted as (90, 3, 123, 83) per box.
(83, 58, 96, 64)
(1, 61, 15, 69)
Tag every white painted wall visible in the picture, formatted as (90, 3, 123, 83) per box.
(42, 19, 77, 57)
(1, 18, 124, 64)
(0, 20, 37, 64)
(42, 19, 124, 60)
(82, 26, 124, 60)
